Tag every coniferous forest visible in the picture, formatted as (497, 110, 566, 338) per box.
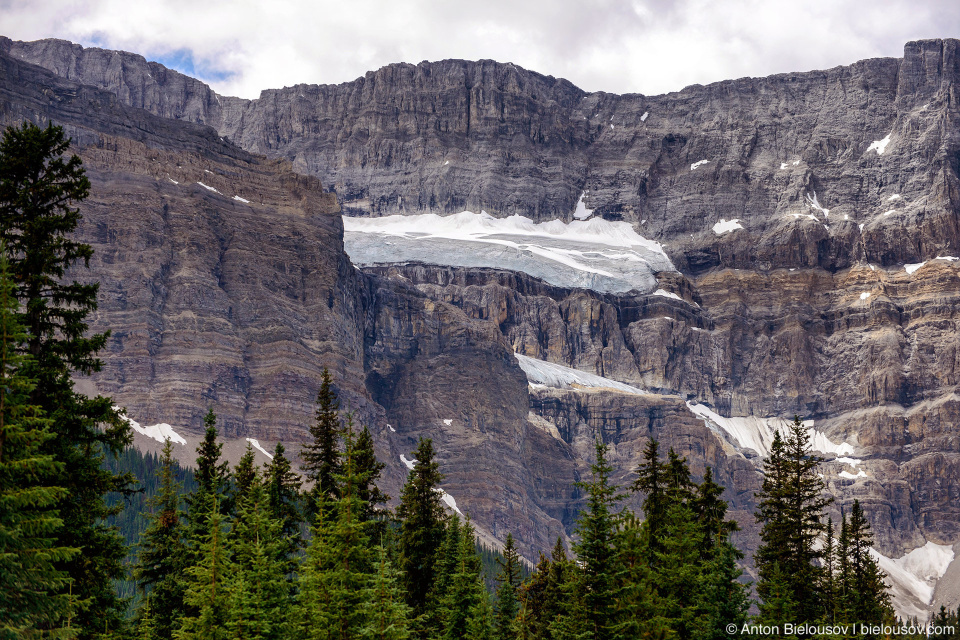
(0, 120, 956, 640)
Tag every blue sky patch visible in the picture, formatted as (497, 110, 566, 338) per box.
(148, 48, 235, 83)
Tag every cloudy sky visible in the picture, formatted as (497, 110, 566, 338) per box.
(3, 0, 959, 99)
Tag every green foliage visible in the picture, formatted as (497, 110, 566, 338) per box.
(185, 411, 230, 557)
(176, 507, 230, 640)
(263, 441, 303, 573)
(0, 243, 78, 638)
(301, 368, 343, 518)
(360, 546, 411, 640)
(397, 437, 447, 619)
(754, 417, 833, 623)
(493, 534, 522, 640)
(0, 120, 134, 637)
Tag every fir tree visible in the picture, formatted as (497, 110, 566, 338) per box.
(134, 438, 189, 640)
(355, 425, 389, 529)
(838, 501, 893, 628)
(226, 477, 290, 640)
(230, 443, 257, 513)
(361, 545, 412, 640)
(397, 438, 447, 620)
(572, 440, 622, 640)
(263, 441, 303, 573)
(0, 243, 78, 636)
(301, 368, 343, 518)
(185, 410, 230, 553)
(632, 439, 668, 561)
(754, 417, 833, 623)
(0, 120, 134, 637)
(176, 506, 231, 640)
(438, 518, 488, 640)
(493, 534, 522, 640)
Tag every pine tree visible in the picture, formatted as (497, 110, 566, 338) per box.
(176, 506, 231, 640)
(397, 438, 447, 620)
(572, 440, 622, 640)
(301, 368, 343, 518)
(226, 477, 290, 640)
(134, 437, 189, 639)
(0, 243, 78, 636)
(0, 120, 134, 637)
(361, 545, 412, 640)
(493, 534, 522, 640)
(754, 417, 833, 623)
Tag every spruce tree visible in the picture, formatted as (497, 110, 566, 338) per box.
(493, 534, 522, 640)
(572, 440, 622, 640)
(0, 243, 78, 636)
(840, 501, 893, 627)
(355, 424, 389, 529)
(176, 506, 231, 640)
(0, 120, 134, 637)
(263, 441, 303, 574)
(754, 417, 833, 623)
(134, 437, 189, 640)
(185, 410, 231, 554)
(361, 545, 412, 640)
(230, 443, 257, 513)
(301, 368, 343, 517)
(397, 438, 447, 620)
(632, 439, 668, 561)
(438, 518, 489, 640)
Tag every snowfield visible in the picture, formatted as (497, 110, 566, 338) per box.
(343, 211, 675, 293)
(120, 409, 187, 446)
(871, 542, 955, 622)
(515, 354, 646, 395)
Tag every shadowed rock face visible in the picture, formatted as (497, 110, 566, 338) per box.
(5, 35, 960, 614)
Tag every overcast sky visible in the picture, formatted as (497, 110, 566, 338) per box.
(3, 0, 959, 99)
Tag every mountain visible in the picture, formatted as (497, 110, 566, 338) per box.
(2, 35, 960, 619)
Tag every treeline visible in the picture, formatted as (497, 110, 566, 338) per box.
(0, 119, 935, 640)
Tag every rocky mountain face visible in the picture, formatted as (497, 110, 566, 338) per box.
(4, 35, 960, 618)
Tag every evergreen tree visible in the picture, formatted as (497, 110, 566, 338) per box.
(0, 243, 78, 637)
(361, 545, 412, 640)
(438, 518, 489, 640)
(820, 518, 837, 624)
(572, 440, 622, 640)
(691, 467, 739, 554)
(134, 438, 189, 640)
(837, 501, 893, 628)
(176, 507, 231, 640)
(611, 514, 670, 640)
(185, 410, 230, 553)
(397, 438, 447, 620)
(493, 534, 522, 640)
(230, 443, 257, 513)
(263, 441, 303, 572)
(0, 120, 134, 637)
(301, 368, 343, 517)
(632, 439, 668, 561)
(754, 417, 833, 623)
(226, 477, 290, 640)
(464, 581, 494, 640)
(355, 425, 389, 529)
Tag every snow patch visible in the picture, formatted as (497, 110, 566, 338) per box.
(805, 192, 830, 217)
(168, 178, 179, 185)
(905, 262, 927, 275)
(121, 410, 187, 446)
(640, 111, 649, 122)
(443, 419, 453, 426)
(653, 289, 683, 302)
(713, 219, 743, 235)
(838, 469, 866, 479)
(860, 292, 871, 300)
(867, 134, 892, 155)
(889, 194, 902, 201)
(245, 438, 274, 460)
(836, 457, 863, 467)
(196, 181, 221, 194)
(439, 490, 463, 516)
(573, 191, 593, 220)
(233, 195, 250, 203)
(690, 159, 710, 171)
(859, 223, 865, 232)
(516, 353, 646, 394)
(883, 210, 896, 216)
(792, 159, 801, 165)
(780, 162, 788, 170)
(388, 424, 396, 433)
(343, 211, 675, 294)
(444, 160, 449, 165)
(936, 256, 959, 262)
(400, 454, 416, 470)
(871, 542, 955, 621)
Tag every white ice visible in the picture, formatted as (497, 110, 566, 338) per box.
(443, 419, 453, 426)
(780, 162, 788, 170)
(233, 195, 250, 203)
(246, 438, 274, 460)
(883, 210, 896, 216)
(792, 159, 800, 165)
(867, 134, 892, 155)
(859, 224, 865, 232)
(836, 456, 863, 467)
(905, 262, 927, 275)
(573, 192, 593, 220)
(889, 194, 902, 201)
(388, 424, 396, 433)
(805, 192, 830, 217)
(936, 256, 959, 262)
(640, 112, 649, 122)
(838, 469, 866, 479)
(686, 403, 853, 458)
(439, 490, 464, 516)
(121, 410, 187, 446)
(690, 159, 710, 170)
(515, 353, 646, 394)
(400, 454, 416, 470)
(860, 292, 871, 300)
(871, 542, 955, 621)
(343, 211, 675, 294)
(713, 219, 743, 235)
(653, 289, 683, 301)
(168, 178, 179, 185)
(197, 181, 220, 194)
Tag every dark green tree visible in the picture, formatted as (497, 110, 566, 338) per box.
(355, 425, 389, 529)
(185, 410, 231, 554)
(632, 439, 668, 561)
(493, 534, 522, 640)
(0, 244, 78, 637)
(360, 545, 412, 640)
(263, 441, 303, 571)
(134, 437, 189, 640)
(572, 440, 622, 640)
(754, 417, 833, 623)
(176, 507, 231, 640)
(397, 438, 448, 621)
(837, 501, 893, 628)
(0, 120, 133, 637)
(301, 368, 343, 518)
(230, 443, 257, 513)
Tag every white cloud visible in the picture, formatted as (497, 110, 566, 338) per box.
(2, 0, 959, 99)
